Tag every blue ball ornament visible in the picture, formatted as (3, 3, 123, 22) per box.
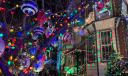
(29, 47, 37, 55)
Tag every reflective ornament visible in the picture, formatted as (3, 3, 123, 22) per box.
(19, 56, 30, 70)
(33, 60, 44, 73)
(0, 21, 6, 28)
(32, 26, 45, 40)
(21, 0, 38, 16)
(0, 38, 5, 57)
(62, 32, 72, 42)
(45, 26, 55, 38)
(37, 54, 43, 60)
(29, 47, 37, 55)
(51, 38, 58, 47)
(37, 9, 48, 26)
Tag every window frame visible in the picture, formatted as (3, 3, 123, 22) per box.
(99, 29, 113, 62)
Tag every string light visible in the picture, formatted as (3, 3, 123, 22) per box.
(16, 4, 19, 8)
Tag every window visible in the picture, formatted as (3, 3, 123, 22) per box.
(100, 30, 112, 61)
(86, 33, 96, 63)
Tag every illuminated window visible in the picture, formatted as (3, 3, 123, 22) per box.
(100, 30, 113, 61)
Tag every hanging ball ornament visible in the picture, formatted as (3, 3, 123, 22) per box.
(18, 53, 30, 70)
(33, 60, 44, 73)
(21, 0, 38, 16)
(32, 26, 45, 40)
(62, 32, 73, 43)
(51, 38, 58, 47)
(29, 46, 37, 56)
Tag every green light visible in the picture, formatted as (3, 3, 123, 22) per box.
(66, 67, 77, 74)
(8, 61, 11, 65)
(63, 14, 66, 17)
(49, 47, 53, 50)
(74, 10, 78, 14)
(60, 33, 63, 37)
(98, 58, 101, 62)
(46, 50, 50, 53)
(98, 51, 100, 55)
(28, 42, 32, 45)
(64, 67, 70, 71)
(11, 46, 15, 49)
(31, 22, 35, 26)
(0, 33, 3, 37)
(26, 32, 30, 35)
(67, 69, 74, 74)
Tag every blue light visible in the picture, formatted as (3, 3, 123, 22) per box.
(37, 54, 43, 60)
(17, 32, 22, 37)
(29, 47, 37, 55)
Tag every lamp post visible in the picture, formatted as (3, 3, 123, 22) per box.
(92, 23, 99, 76)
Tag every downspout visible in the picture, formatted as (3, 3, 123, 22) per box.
(115, 17, 121, 53)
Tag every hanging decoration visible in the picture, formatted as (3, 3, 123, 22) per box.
(33, 60, 44, 73)
(29, 46, 37, 56)
(37, 9, 48, 26)
(94, 0, 113, 20)
(0, 0, 86, 75)
(51, 37, 58, 47)
(0, 38, 5, 57)
(21, 0, 38, 16)
(45, 25, 55, 38)
(62, 31, 73, 44)
(32, 26, 45, 40)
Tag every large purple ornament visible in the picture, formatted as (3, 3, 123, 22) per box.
(0, 38, 5, 57)
(32, 26, 45, 40)
(21, 0, 38, 16)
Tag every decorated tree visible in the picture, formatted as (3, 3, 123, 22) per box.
(105, 53, 128, 76)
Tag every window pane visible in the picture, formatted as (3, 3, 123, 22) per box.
(107, 31, 111, 44)
(100, 30, 112, 61)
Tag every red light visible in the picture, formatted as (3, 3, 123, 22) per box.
(43, 48, 46, 51)
(11, 11, 15, 15)
(0, 7, 6, 12)
(12, 38, 16, 42)
(51, 33, 54, 36)
(2, 0, 6, 3)
(5, 46, 9, 48)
